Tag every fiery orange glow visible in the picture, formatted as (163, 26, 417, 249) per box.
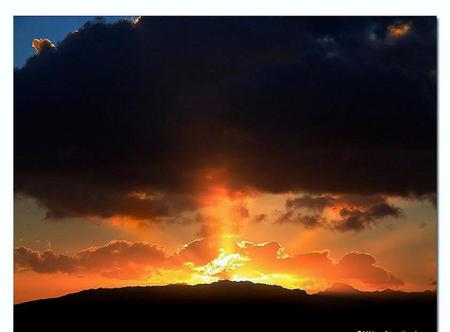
(388, 22, 412, 38)
(14, 188, 436, 303)
(13, 17, 437, 317)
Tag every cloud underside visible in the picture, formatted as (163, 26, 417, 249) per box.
(278, 193, 404, 231)
(15, 17, 436, 222)
(14, 237, 403, 291)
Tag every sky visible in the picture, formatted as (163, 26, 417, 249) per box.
(14, 16, 132, 68)
(13, 16, 437, 303)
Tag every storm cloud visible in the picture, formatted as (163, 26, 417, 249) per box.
(14, 17, 436, 221)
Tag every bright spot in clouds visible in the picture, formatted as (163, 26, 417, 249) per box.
(387, 22, 412, 38)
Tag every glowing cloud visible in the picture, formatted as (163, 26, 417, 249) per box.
(387, 22, 412, 38)
(14, 236, 405, 294)
(31, 38, 55, 54)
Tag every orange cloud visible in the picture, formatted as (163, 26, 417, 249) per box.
(14, 246, 75, 273)
(31, 38, 56, 54)
(336, 252, 403, 286)
(387, 22, 412, 38)
(15, 236, 403, 293)
(238, 241, 403, 289)
(15, 240, 166, 279)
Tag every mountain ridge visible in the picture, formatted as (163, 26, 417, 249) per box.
(15, 280, 437, 332)
(17, 279, 435, 305)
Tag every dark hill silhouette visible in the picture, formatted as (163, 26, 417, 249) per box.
(320, 282, 436, 298)
(320, 282, 363, 295)
(15, 280, 436, 332)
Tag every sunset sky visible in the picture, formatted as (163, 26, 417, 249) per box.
(14, 16, 437, 303)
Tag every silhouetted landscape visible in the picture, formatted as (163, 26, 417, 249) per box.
(15, 281, 436, 332)
(12, 16, 438, 332)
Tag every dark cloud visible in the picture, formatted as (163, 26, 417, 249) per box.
(232, 204, 250, 219)
(275, 210, 326, 229)
(286, 194, 392, 211)
(275, 210, 295, 224)
(286, 195, 336, 211)
(252, 213, 267, 223)
(280, 194, 402, 231)
(335, 202, 402, 231)
(20, 176, 201, 221)
(410, 193, 437, 208)
(15, 17, 436, 221)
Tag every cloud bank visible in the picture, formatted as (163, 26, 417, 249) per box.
(14, 237, 403, 291)
(15, 17, 436, 222)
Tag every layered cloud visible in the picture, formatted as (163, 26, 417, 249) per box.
(15, 240, 166, 279)
(15, 17, 436, 222)
(278, 194, 403, 231)
(14, 236, 403, 291)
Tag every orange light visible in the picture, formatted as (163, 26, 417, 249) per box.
(388, 22, 412, 38)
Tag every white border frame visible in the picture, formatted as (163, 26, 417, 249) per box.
(1, 1, 448, 331)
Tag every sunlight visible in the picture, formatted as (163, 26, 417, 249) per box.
(195, 248, 250, 279)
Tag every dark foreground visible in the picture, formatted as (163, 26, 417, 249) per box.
(15, 280, 436, 332)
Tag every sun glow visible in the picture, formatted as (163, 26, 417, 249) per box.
(185, 246, 330, 293)
(195, 248, 250, 278)
(60, 188, 420, 295)
(198, 184, 256, 251)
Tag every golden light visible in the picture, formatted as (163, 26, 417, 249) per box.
(387, 22, 412, 38)
(194, 248, 250, 279)
(198, 184, 256, 252)
(31, 38, 55, 54)
(132, 16, 141, 25)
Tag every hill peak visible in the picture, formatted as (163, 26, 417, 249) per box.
(322, 282, 362, 294)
